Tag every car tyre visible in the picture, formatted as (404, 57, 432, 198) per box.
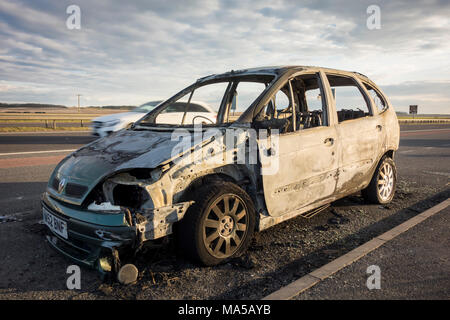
(176, 181, 256, 266)
(362, 156, 397, 204)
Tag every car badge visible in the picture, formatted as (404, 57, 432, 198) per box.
(58, 178, 66, 193)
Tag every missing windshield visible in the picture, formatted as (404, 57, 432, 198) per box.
(136, 75, 275, 128)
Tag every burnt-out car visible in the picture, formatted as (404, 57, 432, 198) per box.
(42, 66, 399, 279)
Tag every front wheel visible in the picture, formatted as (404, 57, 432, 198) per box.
(176, 181, 256, 266)
(362, 156, 397, 204)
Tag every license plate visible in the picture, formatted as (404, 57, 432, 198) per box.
(43, 208, 68, 239)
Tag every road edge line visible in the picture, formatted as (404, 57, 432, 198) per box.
(262, 197, 450, 300)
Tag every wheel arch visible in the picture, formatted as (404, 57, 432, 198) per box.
(177, 168, 253, 203)
(384, 149, 395, 160)
(361, 149, 396, 191)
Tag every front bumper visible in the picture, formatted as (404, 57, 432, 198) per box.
(42, 192, 136, 273)
(41, 192, 193, 275)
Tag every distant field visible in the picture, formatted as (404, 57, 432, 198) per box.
(0, 106, 131, 117)
(0, 127, 88, 132)
(0, 106, 133, 113)
(0, 107, 448, 132)
(0, 107, 100, 131)
(0, 119, 91, 123)
(0, 116, 112, 121)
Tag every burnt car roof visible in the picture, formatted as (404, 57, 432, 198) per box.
(197, 66, 369, 83)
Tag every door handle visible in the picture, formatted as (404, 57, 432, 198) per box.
(376, 124, 382, 131)
(324, 137, 334, 146)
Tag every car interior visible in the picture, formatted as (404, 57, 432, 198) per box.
(254, 73, 373, 133)
(255, 73, 325, 133)
(326, 74, 371, 122)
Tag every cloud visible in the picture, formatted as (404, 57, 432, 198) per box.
(381, 80, 450, 113)
(0, 0, 449, 113)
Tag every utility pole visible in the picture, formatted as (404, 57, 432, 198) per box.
(77, 94, 82, 112)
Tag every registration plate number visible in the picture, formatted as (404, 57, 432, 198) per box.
(43, 208, 68, 239)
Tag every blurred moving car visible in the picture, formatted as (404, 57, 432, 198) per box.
(91, 101, 161, 137)
(91, 100, 217, 137)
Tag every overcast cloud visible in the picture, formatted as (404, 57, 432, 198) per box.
(0, 0, 449, 113)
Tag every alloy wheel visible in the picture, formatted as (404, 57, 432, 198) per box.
(377, 162, 394, 201)
(201, 194, 249, 259)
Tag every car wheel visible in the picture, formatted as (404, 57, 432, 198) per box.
(176, 181, 256, 266)
(362, 156, 397, 204)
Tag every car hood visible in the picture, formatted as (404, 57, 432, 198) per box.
(92, 112, 144, 123)
(50, 128, 214, 205)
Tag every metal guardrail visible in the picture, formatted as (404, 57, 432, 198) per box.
(398, 119, 450, 124)
(42, 119, 91, 129)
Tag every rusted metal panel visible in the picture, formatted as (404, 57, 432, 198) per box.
(136, 202, 193, 240)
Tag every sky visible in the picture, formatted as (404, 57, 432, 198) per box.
(0, 0, 449, 114)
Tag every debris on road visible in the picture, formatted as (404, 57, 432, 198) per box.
(0, 215, 21, 223)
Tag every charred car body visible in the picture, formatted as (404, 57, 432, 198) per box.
(42, 66, 399, 277)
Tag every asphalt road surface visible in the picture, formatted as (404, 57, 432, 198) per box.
(294, 206, 450, 300)
(0, 124, 449, 299)
(0, 131, 93, 215)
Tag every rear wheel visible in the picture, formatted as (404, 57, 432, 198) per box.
(362, 156, 397, 204)
(177, 181, 255, 266)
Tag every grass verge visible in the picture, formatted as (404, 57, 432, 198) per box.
(0, 119, 92, 123)
(0, 127, 89, 132)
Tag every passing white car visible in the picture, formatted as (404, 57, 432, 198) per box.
(91, 100, 217, 137)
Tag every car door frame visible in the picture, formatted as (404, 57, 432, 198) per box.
(256, 69, 341, 218)
(324, 71, 385, 198)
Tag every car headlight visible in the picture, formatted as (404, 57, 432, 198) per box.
(104, 119, 121, 127)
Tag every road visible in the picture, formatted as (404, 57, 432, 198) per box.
(0, 132, 93, 215)
(294, 206, 450, 299)
(0, 125, 449, 299)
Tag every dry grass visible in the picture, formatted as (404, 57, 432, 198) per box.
(0, 107, 129, 120)
(0, 114, 99, 120)
(0, 127, 89, 132)
(0, 119, 92, 123)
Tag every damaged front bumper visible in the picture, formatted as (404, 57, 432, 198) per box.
(41, 191, 192, 276)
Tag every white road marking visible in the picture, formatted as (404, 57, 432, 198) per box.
(0, 195, 41, 205)
(0, 209, 37, 219)
(0, 149, 76, 156)
(423, 171, 450, 178)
